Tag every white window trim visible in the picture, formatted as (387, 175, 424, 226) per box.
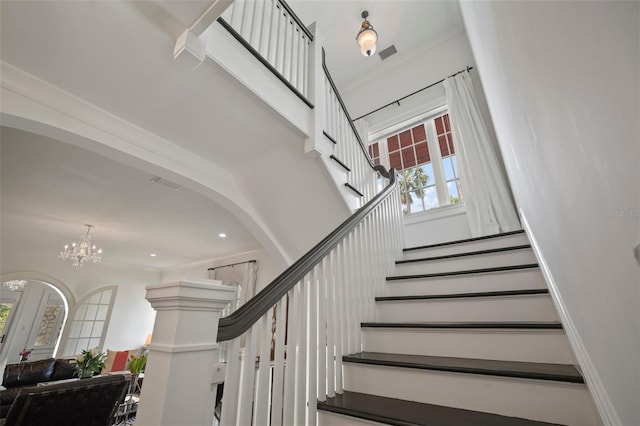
(403, 201, 467, 225)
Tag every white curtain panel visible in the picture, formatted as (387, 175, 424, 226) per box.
(444, 71, 520, 236)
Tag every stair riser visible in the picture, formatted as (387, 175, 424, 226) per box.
(343, 363, 598, 426)
(318, 411, 386, 426)
(362, 329, 576, 364)
(394, 249, 537, 275)
(375, 295, 559, 322)
(404, 233, 530, 259)
(384, 268, 545, 297)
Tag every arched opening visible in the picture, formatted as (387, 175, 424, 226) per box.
(0, 276, 72, 363)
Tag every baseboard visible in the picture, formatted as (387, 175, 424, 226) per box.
(519, 211, 621, 426)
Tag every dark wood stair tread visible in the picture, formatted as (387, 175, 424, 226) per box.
(343, 352, 584, 383)
(404, 230, 525, 252)
(375, 288, 548, 302)
(318, 391, 562, 426)
(387, 264, 539, 281)
(397, 244, 532, 264)
(361, 321, 563, 330)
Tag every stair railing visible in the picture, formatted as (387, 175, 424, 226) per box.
(322, 48, 378, 204)
(217, 0, 313, 107)
(217, 166, 403, 426)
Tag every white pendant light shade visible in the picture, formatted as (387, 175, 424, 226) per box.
(358, 28, 378, 57)
(356, 11, 378, 57)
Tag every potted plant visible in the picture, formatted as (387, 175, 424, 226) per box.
(75, 347, 106, 378)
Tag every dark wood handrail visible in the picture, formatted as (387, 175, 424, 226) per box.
(276, 0, 313, 41)
(321, 48, 376, 170)
(217, 165, 395, 342)
(217, 18, 314, 109)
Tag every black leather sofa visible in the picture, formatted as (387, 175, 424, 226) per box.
(1, 358, 77, 418)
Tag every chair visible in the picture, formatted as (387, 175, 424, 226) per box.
(2, 374, 128, 426)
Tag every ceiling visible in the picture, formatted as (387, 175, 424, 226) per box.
(289, 0, 465, 90)
(0, 1, 465, 272)
(0, 127, 262, 270)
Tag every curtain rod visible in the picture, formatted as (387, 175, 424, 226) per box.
(207, 259, 256, 271)
(353, 66, 474, 122)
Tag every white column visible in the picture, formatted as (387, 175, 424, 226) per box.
(135, 280, 236, 426)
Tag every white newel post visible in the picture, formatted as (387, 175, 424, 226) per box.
(304, 22, 328, 157)
(135, 280, 236, 426)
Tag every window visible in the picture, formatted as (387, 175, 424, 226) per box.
(62, 287, 116, 357)
(370, 111, 463, 214)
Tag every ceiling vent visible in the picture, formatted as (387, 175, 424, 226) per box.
(378, 45, 397, 61)
(150, 176, 182, 191)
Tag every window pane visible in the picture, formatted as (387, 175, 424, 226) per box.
(448, 180, 461, 204)
(399, 130, 412, 148)
(77, 338, 90, 351)
(85, 304, 98, 321)
(452, 155, 459, 176)
(100, 290, 112, 304)
(419, 164, 435, 188)
(401, 147, 416, 168)
(80, 321, 94, 338)
(415, 142, 430, 164)
(89, 293, 101, 304)
(408, 191, 425, 213)
(412, 124, 427, 142)
(70, 321, 82, 338)
(424, 186, 439, 210)
(443, 157, 455, 181)
(389, 151, 402, 169)
(91, 321, 104, 338)
(387, 135, 399, 152)
(96, 305, 109, 321)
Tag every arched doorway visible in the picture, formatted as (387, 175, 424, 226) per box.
(0, 278, 71, 363)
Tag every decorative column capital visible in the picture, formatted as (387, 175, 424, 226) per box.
(145, 279, 236, 312)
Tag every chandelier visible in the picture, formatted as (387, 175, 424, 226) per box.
(3, 280, 27, 291)
(59, 225, 103, 269)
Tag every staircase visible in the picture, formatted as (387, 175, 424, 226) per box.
(317, 230, 600, 426)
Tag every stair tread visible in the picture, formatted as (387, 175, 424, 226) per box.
(343, 352, 584, 383)
(361, 321, 563, 329)
(404, 230, 526, 252)
(387, 264, 539, 280)
(376, 288, 548, 301)
(398, 244, 532, 264)
(318, 391, 562, 426)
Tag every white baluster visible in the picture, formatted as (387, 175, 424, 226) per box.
(239, 0, 253, 41)
(294, 276, 308, 426)
(220, 338, 241, 426)
(290, 28, 299, 90)
(271, 297, 287, 426)
(302, 38, 309, 97)
(249, 0, 262, 49)
(334, 243, 345, 393)
(282, 287, 299, 426)
(325, 252, 336, 398)
(254, 309, 272, 425)
(308, 265, 318, 425)
(237, 325, 258, 426)
(267, 0, 279, 64)
(317, 256, 328, 401)
(258, 0, 270, 56)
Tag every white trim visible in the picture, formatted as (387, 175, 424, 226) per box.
(520, 211, 617, 426)
(369, 102, 446, 142)
(149, 342, 220, 353)
(403, 202, 466, 225)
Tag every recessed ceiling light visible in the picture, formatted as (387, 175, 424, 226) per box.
(150, 253, 157, 257)
(218, 233, 227, 238)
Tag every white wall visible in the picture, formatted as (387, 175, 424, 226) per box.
(161, 249, 282, 294)
(403, 204, 471, 248)
(460, 2, 640, 424)
(342, 32, 475, 122)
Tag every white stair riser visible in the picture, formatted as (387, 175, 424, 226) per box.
(318, 411, 386, 426)
(403, 233, 530, 259)
(343, 363, 599, 426)
(383, 268, 545, 297)
(394, 249, 536, 275)
(362, 328, 576, 364)
(375, 295, 559, 322)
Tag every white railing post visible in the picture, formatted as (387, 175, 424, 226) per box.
(137, 280, 235, 426)
(305, 22, 328, 157)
